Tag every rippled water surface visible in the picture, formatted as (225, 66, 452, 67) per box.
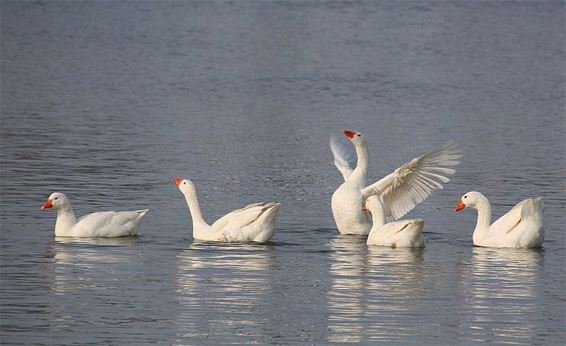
(1, 1, 565, 344)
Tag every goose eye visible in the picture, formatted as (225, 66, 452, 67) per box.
(357, 134, 361, 137)
(54, 197, 58, 200)
(464, 196, 467, 199)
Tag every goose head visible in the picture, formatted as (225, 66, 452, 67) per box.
(363, 195, 380, 214)
(41, 192, 70, 210)
(342, 129, 366, 146)
(455, 191, 485, 212)
(173, 177, 196, 195)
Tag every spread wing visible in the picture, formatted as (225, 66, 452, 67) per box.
(330, 135, 353, 181)
(362, 141, 461, 220)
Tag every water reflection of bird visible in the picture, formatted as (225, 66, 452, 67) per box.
(175, 243, 275, 342)
(327, 235, 369, 343)
(47, 237, 141, 293)
(364, 247, 425, 341)
(327, 235, 426, 343)
(459, 247, 544, 344)
(42, 238, 145, 334)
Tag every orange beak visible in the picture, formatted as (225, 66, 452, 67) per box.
(342, 129, 357, 139)
(173, 177, 182, 186)
(455, 199, 465, 212)
(41, 199, 53, 209)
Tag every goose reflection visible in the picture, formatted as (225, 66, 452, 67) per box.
(365, 246, 425, 299)
(43, 237, 144, 333)
(175, 242, 275, 341)
(47, 237, 141, 294)
(327, 236, 425, 343)
(327, 235, 369, 343)
(461, 247, 544, 344)
(365, 246, 425, 342)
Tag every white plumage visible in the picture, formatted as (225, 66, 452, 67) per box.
(361, 141, 461, 221)
(330, 129, 461, 235)
(455, 191, 544, 248)
(41, 192, 148, 237)
(365, 195, 425, 248)
(330, 135, 354, 180)
(173, 177, 280, 243)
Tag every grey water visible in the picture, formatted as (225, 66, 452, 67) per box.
(1, 1, 564, 344)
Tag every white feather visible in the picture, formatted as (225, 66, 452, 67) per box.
(458, 192, 544, 248)
(330, 135, 353, 181)
(176, 179, 280, 243)
(362, 141, 462, 220)
(42, 192, 149, 237)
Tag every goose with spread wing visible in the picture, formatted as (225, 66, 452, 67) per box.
(330, 129, 461, 235)
(455, 191, 544, 248)
(173, 177, 280, 243)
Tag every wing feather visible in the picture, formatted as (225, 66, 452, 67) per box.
(491, 199, 533, 234)
(330, 135, 353, 181)
(211, 203, 272, 232)
(362, 141, 462, 220)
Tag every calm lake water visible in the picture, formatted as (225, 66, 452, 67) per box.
(1, 1, 565, 344)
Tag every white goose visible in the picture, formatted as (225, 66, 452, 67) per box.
(173, 177, 280, 243)
(330, 129, 461, 235)
(365, 195, 425, 248)
(41, 192, 148, 237)
(455, 191, 544, 248)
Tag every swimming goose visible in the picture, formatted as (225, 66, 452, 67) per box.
(365, 195, 425, 248)
(173, 177, 280, 243)
(41, 192, 148, 237)
(455, 191, 544, 248)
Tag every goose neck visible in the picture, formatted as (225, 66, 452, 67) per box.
(55, 206, 77, 236)
(368, 197, 386, 227)
(351, 142, 369, 182)
(184, 187, 208, 229)
(473, 197, 492, 239)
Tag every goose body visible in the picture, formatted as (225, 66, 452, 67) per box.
(365, 195, 425, 248)
(330, 129, 461, 235)
(332, 181, 372, 235)
(455, 191, 544, 248)
(41, 192, 148, 237)
(174, 177, 280, 243)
